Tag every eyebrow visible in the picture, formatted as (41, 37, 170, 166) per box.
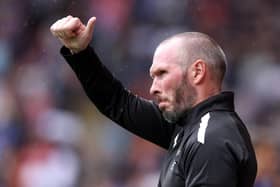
(149, 64, 156, 78)
(149, 68, 154, 78)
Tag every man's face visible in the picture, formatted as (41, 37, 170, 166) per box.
(149, 43, 197, 123)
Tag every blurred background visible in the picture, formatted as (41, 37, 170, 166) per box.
(0, 0, 280, 186)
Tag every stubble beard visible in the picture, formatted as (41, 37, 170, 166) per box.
(162, 78, 197, 123)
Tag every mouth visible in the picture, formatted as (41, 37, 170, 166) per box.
(157, 98, 169, 110)
(158, 102, 166, 110)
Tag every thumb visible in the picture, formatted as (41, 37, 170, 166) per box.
(85, 17, 96, 35)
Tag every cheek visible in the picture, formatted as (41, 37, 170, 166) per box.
(162, 79, 174, 93)
(163, 77, 182, 96)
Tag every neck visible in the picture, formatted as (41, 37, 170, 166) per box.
(193, 86, 221, 107)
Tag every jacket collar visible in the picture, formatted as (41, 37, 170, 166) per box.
(177, 91, 235, 126)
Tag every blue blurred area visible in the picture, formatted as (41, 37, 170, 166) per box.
(0, 0, 280, 186)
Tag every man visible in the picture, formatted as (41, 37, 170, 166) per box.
(50, 15, 257, 187)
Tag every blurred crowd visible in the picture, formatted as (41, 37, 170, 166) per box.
(0, 0, 280, 186)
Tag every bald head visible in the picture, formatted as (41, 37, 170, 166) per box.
(150, 32, 227, 122)
(158, 32, 227, 85)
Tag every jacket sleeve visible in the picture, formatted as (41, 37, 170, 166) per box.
(60, 46, 175, 149)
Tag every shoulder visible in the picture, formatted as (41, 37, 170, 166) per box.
(179, 111, 256, 184)
(205, 111, 249, 148)
(185, 111, 251, 161)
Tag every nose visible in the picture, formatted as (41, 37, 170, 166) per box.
(149, 79, 160, 96)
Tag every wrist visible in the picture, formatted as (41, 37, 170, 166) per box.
(64, 46, 88, 55)
(70, 49, 79, 54)
(69, 48, 82, 54)
(69, 45, 88, 55)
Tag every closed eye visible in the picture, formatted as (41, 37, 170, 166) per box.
(157, 70, 167, 78)
(150, 68, 168, 79)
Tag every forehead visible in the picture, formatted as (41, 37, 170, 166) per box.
(150, 41, 182, 73)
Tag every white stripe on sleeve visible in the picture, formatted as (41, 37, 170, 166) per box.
(197, 113, 210, 144)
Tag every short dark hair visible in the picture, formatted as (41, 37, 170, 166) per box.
(161, 32, 227, 84)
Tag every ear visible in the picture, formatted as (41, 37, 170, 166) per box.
(189, 59, 206, 85)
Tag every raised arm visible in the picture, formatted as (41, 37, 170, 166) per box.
(50, 16, 176, 149)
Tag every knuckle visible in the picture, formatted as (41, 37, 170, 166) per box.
(50, 24, 58, 32)
(73, 17, 80, 23)
(50, 25, 54, 31)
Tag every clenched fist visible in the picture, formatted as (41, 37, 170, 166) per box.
(50, 15, 96, 54)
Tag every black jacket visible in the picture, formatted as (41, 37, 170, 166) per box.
(61, 46, 257, 187)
